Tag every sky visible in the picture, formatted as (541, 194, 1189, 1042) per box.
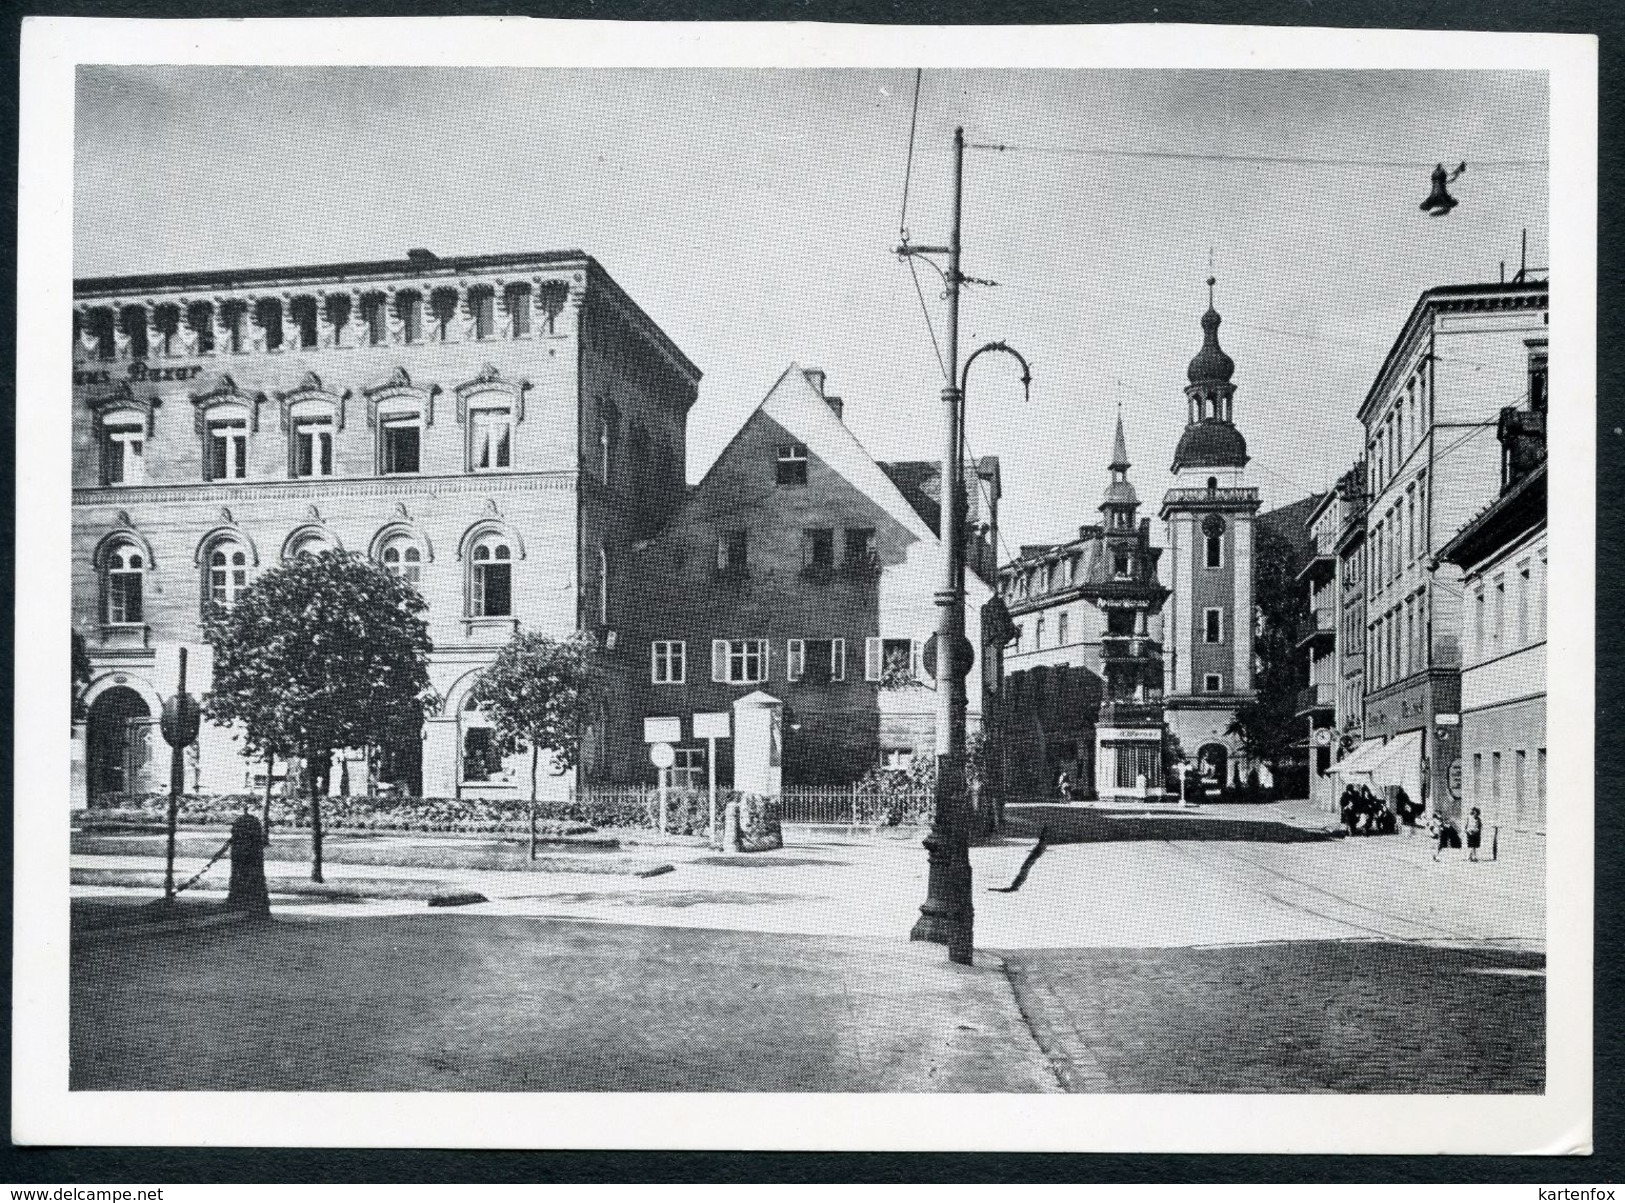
(73, 67, 1548, 556)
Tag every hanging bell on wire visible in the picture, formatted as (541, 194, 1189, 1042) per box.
(1419, 162, 1465, 216)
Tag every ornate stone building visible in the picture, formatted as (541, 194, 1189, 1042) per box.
(72, 248, 700, 804)
(1159, 279, 1260, 794)
(998, 415, 1168, 800)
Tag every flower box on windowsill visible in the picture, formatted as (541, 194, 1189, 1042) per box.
(462, 615, 520, 641)
(97, 623, 150, 649)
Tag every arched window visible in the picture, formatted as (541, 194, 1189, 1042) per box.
(284, 532, 330, 562)
(380, 535, 422, 586)
(206, 540, 250, 608)
(429, 287, 459, 342)
(85, 307, 117, 360)
(1206, 476, 1218, 493)
(218, 300, 247, 354)
(252, 298, 284, 351)
(119, 305, 149, 359)
(151, 304, 181, 357)
(289, 296, 320, 349)
(103, 541, 145, 625)
(469, 534, 512, 617)
(186, 302, 215, 354)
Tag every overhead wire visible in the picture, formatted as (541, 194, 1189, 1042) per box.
(967, 142, 1548, 170)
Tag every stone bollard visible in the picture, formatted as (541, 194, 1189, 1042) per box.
(226, 812, 271, 917)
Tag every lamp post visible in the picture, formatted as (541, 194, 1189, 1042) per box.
(898, 126, 1031, 965)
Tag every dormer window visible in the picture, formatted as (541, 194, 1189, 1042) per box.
(776, 443, 808, 486)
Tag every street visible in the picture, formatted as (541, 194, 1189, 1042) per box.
(71, 801, 1545, 1093)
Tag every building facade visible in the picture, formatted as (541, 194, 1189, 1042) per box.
(997, 416, 1169, 800)
(623, 365, 1001, 787)
(1357, 279, 1547, 817)
(1436, 387, 1547, 836)
(1298, 461, 1366, 810)
(1160, 280, 1260, 794)
(73, 248, 700, 804)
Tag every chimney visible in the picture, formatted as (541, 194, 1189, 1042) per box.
(406, 248, 439, 266)
(802, 368, 826, 396)
(824, 395, 844, 422)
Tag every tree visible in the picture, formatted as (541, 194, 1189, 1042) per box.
(467, 631, 600, 858)
(71, 629, 92, 724)
(203, 550, 437, 881)
(1225, 519, 1310, 774)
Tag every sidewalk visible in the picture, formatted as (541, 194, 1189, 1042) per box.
(71, 911, 1062, 1093)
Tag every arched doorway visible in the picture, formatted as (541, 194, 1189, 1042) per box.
(1197, 742, 1228, 797)
(87, 686, 152, 799)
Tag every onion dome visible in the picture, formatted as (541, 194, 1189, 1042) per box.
(1187, 277, 1235, 386)
(1173, 420, 1249, 470)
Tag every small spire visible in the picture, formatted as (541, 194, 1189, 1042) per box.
(1206, 274, 1217, 311)
(1110, 413, 1131, 472)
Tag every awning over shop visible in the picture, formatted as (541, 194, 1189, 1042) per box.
(1328, 738, 1387, 778)
(1366, 730, 1423, 801)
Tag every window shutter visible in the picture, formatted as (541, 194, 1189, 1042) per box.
(650, 642, 661, 684)
(674, 641, 686, 684)
(832, 638, 846, 681)
(757, 639, 771, 683)
(865, 637, 882, 682)
(787, 639, 804, 682)
(712, 639, 727, 683)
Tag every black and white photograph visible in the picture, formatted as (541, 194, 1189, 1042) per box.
(14, 18, 1595, 1154)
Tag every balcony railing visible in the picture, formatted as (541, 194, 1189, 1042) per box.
(1100, 634, 1162, 660)
(1295, 682, 1335, 715)
(1099, 699, 1165, 727)
(1296, 609, 1334, 649)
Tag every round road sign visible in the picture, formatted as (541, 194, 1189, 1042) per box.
(649, 741, 676, 769)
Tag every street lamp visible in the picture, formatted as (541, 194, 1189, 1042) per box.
(898, 127, 1031, 966)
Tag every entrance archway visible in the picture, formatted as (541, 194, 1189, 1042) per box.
(87, 685, 152, 799)
(1197, 742, 1228, 794)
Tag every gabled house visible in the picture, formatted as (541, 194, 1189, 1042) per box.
(623, 365, 1002, 787)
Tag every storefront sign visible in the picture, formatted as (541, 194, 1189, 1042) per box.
(74, 362, 205, 387)
(643, 716, 681, 744)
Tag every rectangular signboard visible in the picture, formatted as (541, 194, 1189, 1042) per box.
(692, 711, 731, 739)
(643, 716, 682, 744)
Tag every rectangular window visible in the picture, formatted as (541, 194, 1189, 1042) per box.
(776, 443, 808, 486)
(381, 420, 421, 475)
(102, 425, 144, 486)
(802, 527, 835, 569)
(504, 284, 532, 338)
(881, 748, 914, 772)
(1115, 552, 1132, 578)
(650, 640, 685, 684)
(1491, 751, 1502, 807)
(1514, 749, 1527, 824)
(1035, 617, 1046, 648)
(359, 294, 386, 346)
(1205, 534, 1223, 569)
(470, 409, 512, 471)
(1529, 350, 1548, 412)
(471, 559, 512, 617)
(397, 293, 422, 344)
(1063, 557, 1076, 586)
(713, 639, 767, 684)
(1537, 553, 1548, 641)
(473, 289, 495, 340)
(1204, 673, 1223, 692)
(1473, 586, 1486, 659)
(1493, 574, 1506, 645)
(293, 418, 334, 478)
(1204, 608, 1223, 644)
(844, 527, 876, 567)
(107, 571, 143, 625)
(1057, 613, 1069, 646)
(672, 747, 706, 791)
(462, 727, 498, 783)
(1472, 753, 1482, 805)
(788, 638, 844, 684)
(717, 529, 748, 574)
(207, 419, 248, 481)
(1537, 747, 1546, 812)
(865, 637, 916, 682)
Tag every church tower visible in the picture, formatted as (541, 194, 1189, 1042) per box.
(1160, 277, 1261, 795)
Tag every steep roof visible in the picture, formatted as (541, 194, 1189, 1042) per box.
(1257, 493, 1325, 572)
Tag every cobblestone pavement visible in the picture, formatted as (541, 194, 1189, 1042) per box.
(998, 939, 1545, 1093)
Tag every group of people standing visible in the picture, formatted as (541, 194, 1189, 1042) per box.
(1339, 782, 1486, 863)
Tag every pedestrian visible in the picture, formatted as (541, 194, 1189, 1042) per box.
(1430, 811, 1458, 862)
(1057, 771, 1071, 802)
(1465, 807, 1483, 862)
